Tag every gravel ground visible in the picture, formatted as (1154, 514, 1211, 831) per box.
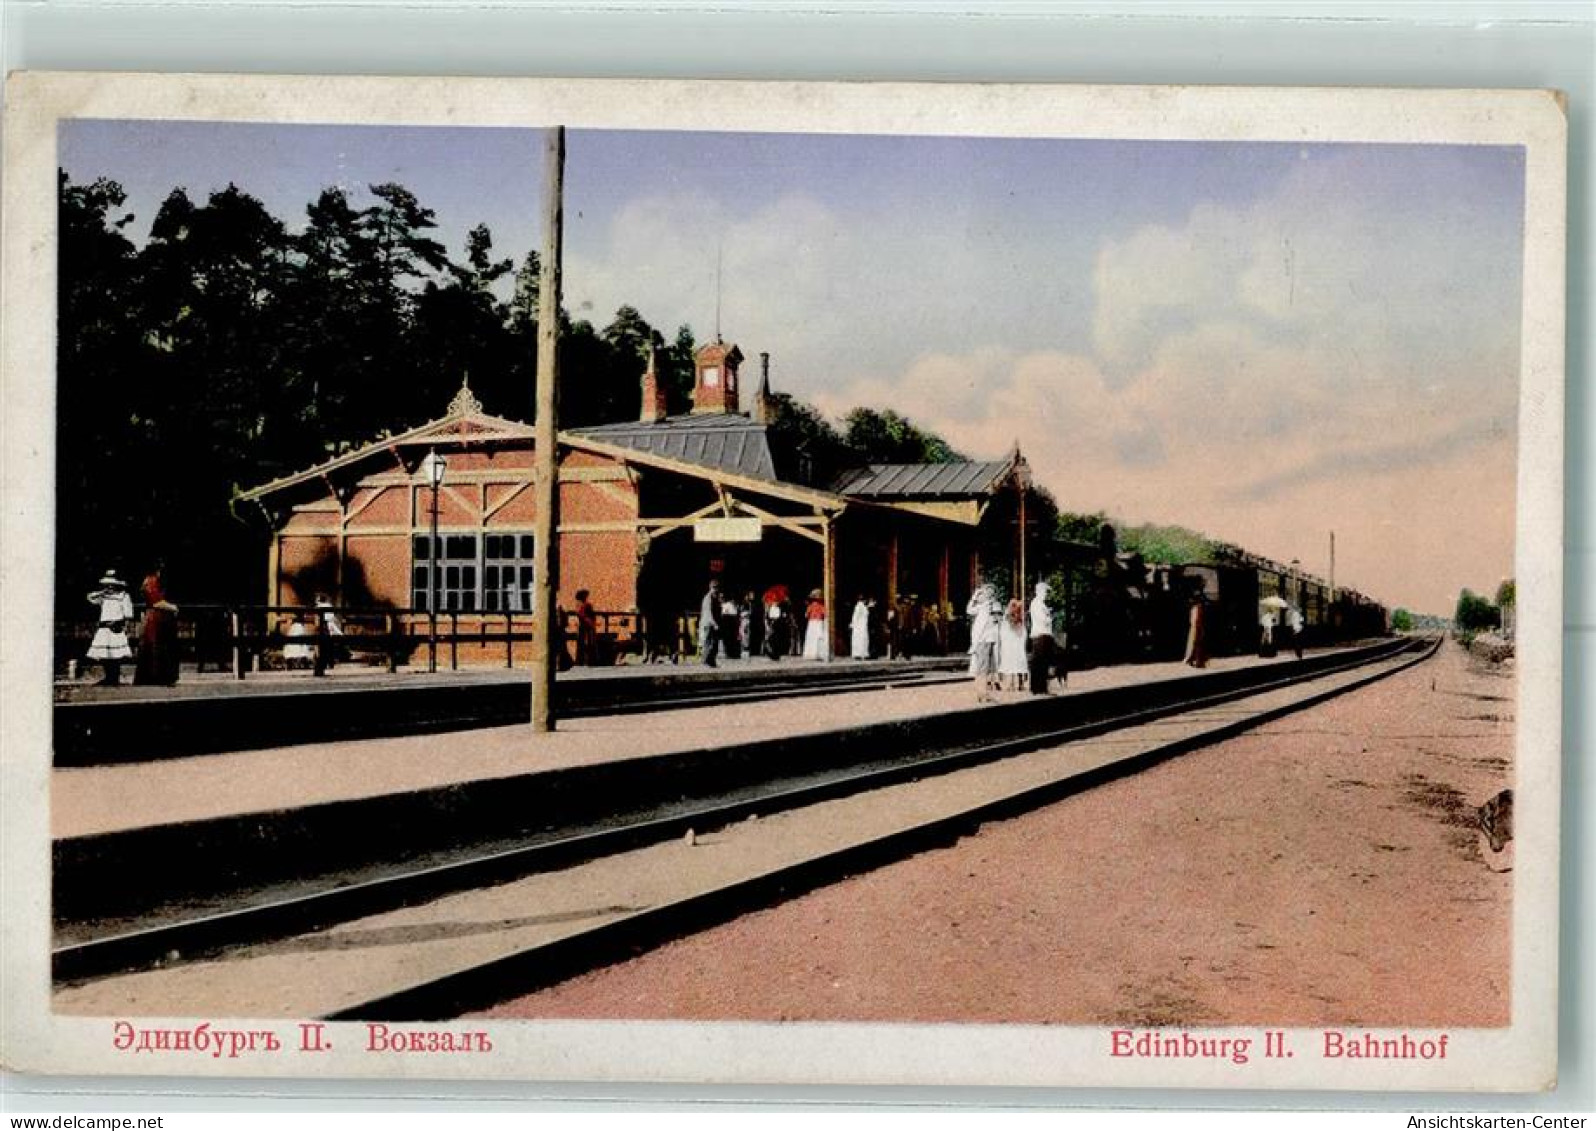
(480, 639, 1513, 1027)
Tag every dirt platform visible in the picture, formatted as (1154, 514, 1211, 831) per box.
(481, 639, 1513, 1027)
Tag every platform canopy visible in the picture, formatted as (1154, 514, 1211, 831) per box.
(827, 451, 1026, 525)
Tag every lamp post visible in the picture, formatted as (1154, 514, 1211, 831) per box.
(1014, 453, 1033, 600)
(422, 447, 447, 673)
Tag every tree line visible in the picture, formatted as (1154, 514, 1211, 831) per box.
(56, 172, 978, 613)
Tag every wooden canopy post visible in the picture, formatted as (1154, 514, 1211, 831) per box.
(887, 529, 900, 605)
(530, 126, 564, 733)
(822, 513, 837, 662)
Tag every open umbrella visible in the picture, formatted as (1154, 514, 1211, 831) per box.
(1259, 595, 1290, 610)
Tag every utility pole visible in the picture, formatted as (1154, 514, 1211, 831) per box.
(530, 126, 564, 733)
(1329, 530, 1336, 601)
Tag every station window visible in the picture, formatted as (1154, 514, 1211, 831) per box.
(412, 533, 536, 612)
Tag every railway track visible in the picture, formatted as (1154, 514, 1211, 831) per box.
(52, 658, 968, 765)
(53, 637, 1437, 1016)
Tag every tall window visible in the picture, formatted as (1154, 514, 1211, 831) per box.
(412, 533, 535, 612)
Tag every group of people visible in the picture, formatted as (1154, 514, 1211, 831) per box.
(1179, 590, 1307, 670)
(84, 568, 179, 687)
(1258, 601, 1306, 660)
(965, 581, 1062, 703)
(696, 580, 831, 667)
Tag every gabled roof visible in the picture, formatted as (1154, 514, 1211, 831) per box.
(569, 413, 778, 481)
(561, 430, 845, 512)
(829, 458, 1016, 500)
(236, 382, 534, 502)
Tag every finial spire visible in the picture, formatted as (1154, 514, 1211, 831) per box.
(447, 375, 482, 417)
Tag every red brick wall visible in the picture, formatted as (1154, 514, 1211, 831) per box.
(267, 445, 643, 625)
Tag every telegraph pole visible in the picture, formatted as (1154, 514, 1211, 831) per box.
(531, 126, 564, 733)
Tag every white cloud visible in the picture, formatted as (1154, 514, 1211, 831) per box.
(568, 145, 1521, 615)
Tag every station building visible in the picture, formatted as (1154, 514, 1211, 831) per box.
(237, 342, 1030, 658)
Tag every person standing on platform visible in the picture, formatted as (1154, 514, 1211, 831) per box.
(134, 569, 180, 686)
(573, 589, 598, 665)
(699, 578, 723, 667)
(998, 597, 1028, 691)
(740, 591, 759, 659)
(85, 570, 134, 686)
(283, 614, 315, 668)
(803, 589, 829, 660)
(966, 583, 1001, 703)
(720, 590, 742, 660)
(313, 594, 344, 678)
(850, 594, 871, 660)
(1259, 607, 1278, 658)
(762, 584, 789, 660)
(1286, 603, 1305, 659)
(1184, 591, 1208, 668)
(1027, 580, 1057, 695)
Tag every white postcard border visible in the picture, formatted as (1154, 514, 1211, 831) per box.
(0, 72, 1567, 1091)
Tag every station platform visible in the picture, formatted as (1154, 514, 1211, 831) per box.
(51, 654, 967, 764)
(52, 640, 1419, 927)
(55, 645, 1348, 841)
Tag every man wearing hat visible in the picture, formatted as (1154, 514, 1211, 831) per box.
(86, 570, 134, 686)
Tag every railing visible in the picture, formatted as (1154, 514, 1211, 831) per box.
(57, 603, 727, 680)
(58, 601, 979, 682)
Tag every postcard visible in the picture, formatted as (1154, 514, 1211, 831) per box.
(0, 73, 1566, 1091)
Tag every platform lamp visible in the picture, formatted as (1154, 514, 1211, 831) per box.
(1014, 453, 1033, 600)
(421, 447, 448, 673)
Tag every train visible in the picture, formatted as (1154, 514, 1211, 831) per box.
(1045, 536, 1389, 668)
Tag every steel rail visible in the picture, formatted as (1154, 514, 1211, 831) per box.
(54, 638, 1435, 987)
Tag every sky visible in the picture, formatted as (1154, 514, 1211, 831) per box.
(60, 121, 1526, 616)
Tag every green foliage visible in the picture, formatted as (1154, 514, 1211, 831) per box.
(1454, 589, 1500, 635)
(766, 393, 854, 487)
(842, 407, 966, 463)
(1116, 523, 1221, 565)
(1391, 608, 1415, 632)
(1494, 579, 1516, 609)
(55, 170, 684, 608)
(1055, 511, 1108, 547)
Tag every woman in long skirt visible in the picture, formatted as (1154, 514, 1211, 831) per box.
(850, 596, 871, 659)
(1184, 596, 1208, 668)
(802, 590, 829, 660)
(135, 570, 180, 686)
(998, 597, 1028, 691)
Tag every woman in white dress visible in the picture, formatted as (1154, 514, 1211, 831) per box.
(850, 596, 871, 660)
(997, 597, 1028, 691)
(965, 584, 1002, 703)
(802, 590, 829, 660)
(85, 570, 134, 686)
(282, 616, 315, 668)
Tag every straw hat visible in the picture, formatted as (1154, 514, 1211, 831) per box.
(97, 570, 123, 587)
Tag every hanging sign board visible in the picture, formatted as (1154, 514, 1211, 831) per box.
(694, 517, 763, 543)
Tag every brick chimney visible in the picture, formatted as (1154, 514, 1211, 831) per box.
(692, 339, 743, 415)
(639, 346, 669, 423)
(751, 351, 774, 425)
